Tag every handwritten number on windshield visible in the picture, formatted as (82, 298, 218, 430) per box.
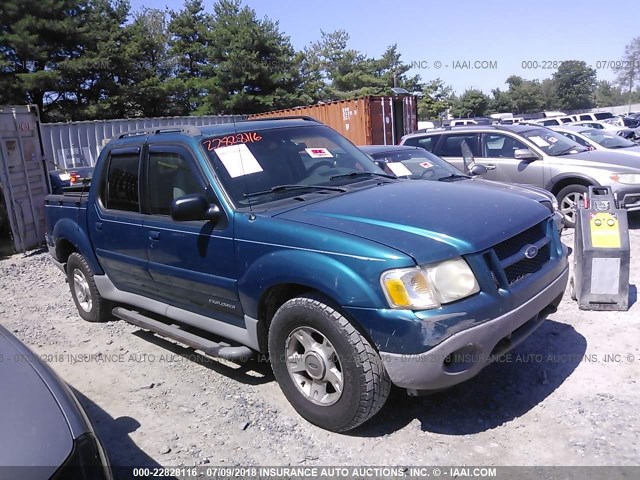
(203, 132, 262, 151)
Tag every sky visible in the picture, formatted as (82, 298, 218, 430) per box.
(129, 0, 638, 94)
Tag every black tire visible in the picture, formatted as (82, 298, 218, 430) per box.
(67, 253, 113, 322)
(556, 184, 589, 228)
(268, 294, 390, 432)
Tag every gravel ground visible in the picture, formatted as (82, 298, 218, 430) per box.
(1, 215, 639, 475)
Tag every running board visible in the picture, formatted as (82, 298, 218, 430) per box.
(112, 307, 254, 361)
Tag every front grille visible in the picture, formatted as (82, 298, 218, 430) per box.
(504, 244, 551, 284)
(485, 220, 553, 287)
(493, 221, 546, 260)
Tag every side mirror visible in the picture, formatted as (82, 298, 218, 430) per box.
(468, 163, 488, 176)
(170, 194, 220, 222)
(514, 148, 539, 160)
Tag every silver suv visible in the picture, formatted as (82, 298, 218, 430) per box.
(400, 124, 640, 227)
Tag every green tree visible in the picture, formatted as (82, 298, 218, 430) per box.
(451, 89, 491, 117)
(301, 30, 376, 99)
(371, 44, 421, 93)
(201, 0, 304, 114)
(300, 32, 420, 101)
(417, 78, 454, 119)
(0, 0, 86, 120)
(500, 75, 544, 113)
(594, 80, 625, 107)
(120, 7, 182, 117)
(53, 0, 131, 121)
(167, 0, 212, 115)
(540, 78, 556, 110)
(489, 88, 513, 113)
(552, 61, 597, 110)
(614, 36, 640, 109)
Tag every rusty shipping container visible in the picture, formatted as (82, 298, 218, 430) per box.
(248, 96, 418, 146)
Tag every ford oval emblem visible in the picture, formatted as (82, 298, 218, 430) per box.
(524, 245, 538, 259)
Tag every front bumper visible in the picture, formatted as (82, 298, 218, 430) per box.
(380, 264, 568, 391)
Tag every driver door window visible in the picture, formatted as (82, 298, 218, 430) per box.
(480, 133, 543, 185)
(147, 150, 206, 216)
(481, 133, 528, 158)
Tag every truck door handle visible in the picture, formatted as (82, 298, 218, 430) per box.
(149, 231, 160, 241)
(95, 222, 103, 231)
(485, 164, 496, 170)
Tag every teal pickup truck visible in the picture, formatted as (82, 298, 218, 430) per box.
(45, 117, 568, 432)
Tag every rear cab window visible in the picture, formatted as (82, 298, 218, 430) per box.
(102, 148, 141, 212)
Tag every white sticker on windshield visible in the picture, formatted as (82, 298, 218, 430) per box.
(548, 137, 558, 143)
(529, 136, 550, 147)
(214, 143, 263, 178)
(386, 162, 413, 177)
(419, 161, 433, 169)
(305, 147, 333, 158)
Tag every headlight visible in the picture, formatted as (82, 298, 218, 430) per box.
(610, 173, 640, 185)
(551, 195, 559, 210)
(381, 258, 479, 310)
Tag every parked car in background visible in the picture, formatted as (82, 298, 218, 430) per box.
(0, 323, 111, 479)
(604, 116, 640, 129)
(551, 126, 640, 157)
(532, 116, 576, 126)
(400, 124, 640, 227)
(570, 121, 638, 141)
(573, 112, 615, 122)
(49, 167, 94, 194)
(359, 144, 564, 231)
(449, 119, 478, 126)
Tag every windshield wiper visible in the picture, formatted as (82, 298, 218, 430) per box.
(329, 171, 397, 181)
(437, 174, 469, 181)
(244, 184, 347, 199)
(554, 147, 588, 156)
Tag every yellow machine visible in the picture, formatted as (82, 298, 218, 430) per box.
(570, 186, 630, 311)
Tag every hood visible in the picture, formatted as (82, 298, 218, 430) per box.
(603, 145, 640, 157)
(0, 326, 74, 472)
(275, 180, 551, 263)
(559, 149, 640, 170)
(463, 178, 552, 202)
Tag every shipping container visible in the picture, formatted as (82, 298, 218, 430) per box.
(248, 96, 418, 146)
(40, 114, 248, 169)
(0, 105, 49, 254)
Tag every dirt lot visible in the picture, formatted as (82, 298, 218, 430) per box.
(1, 215, 639, 475)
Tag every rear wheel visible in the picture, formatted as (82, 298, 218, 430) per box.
(268, 294, 390, 432)
(67, 253, 113, 322)
(557, 184, 589, 228)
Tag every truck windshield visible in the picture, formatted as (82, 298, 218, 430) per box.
(202, 125, 388, 207)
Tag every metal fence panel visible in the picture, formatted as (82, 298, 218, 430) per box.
(40, 115, 248, 169)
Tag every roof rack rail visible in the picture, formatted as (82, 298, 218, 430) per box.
(118, 126, 201, 139)
(246, 115, 320, 123)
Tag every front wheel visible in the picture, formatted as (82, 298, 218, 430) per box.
(268, 294, 390, 432)
(557, 184, 589, 228)
(67, 253, 113, 322)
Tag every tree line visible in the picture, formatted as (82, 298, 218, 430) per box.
(1, 0, 639, 122)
